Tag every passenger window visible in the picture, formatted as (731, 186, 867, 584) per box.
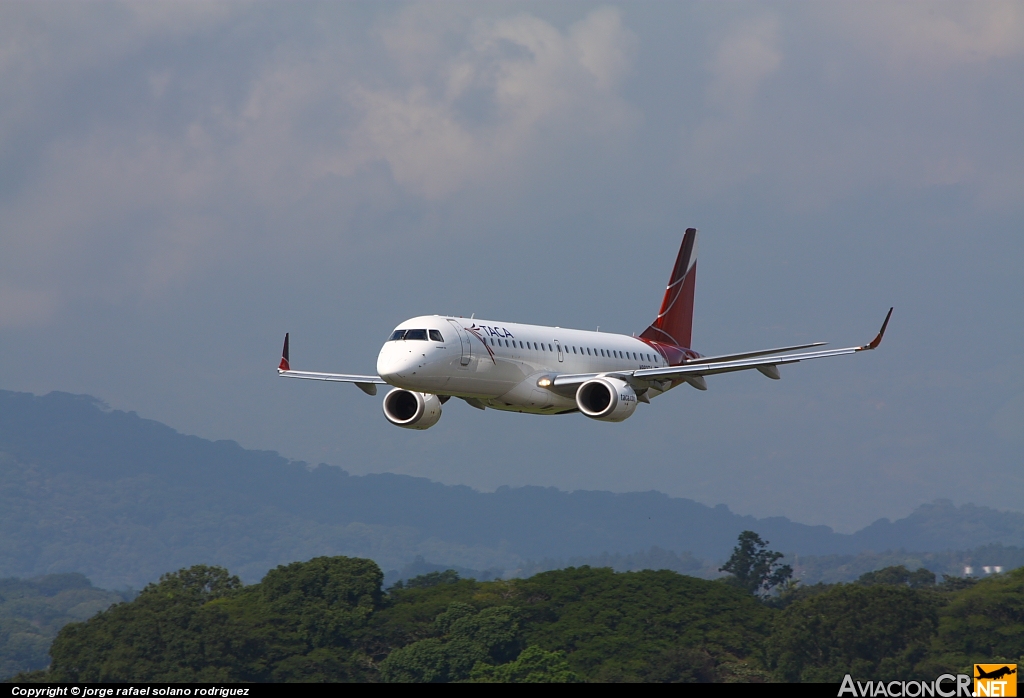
(405, 329, 428, 341)
(548, 344, 553, 352)
(389, 330, 406, 341)
(429, 330, 444, 342)
(505, 339, 510, 347)
(572, 346, 577, 354)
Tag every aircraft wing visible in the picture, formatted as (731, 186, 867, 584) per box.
(553, 308, 892, 392)
(276, 333, 386, 396)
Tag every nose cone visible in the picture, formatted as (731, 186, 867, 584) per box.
(376, 344, 398, 382)
(377, 342, 416, 383)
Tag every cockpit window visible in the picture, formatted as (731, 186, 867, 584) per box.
(389, 329, 431, 341)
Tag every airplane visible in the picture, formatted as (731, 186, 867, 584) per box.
(975, 666, 1016, 681)
(277, 228, 892, 429)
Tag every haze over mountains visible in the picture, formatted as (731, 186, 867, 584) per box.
(1, 389, 1022, 589)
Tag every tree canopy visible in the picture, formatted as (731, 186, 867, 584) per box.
(15, 547, 1024, 683)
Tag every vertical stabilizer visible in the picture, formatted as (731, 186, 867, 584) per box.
(640, 228, 697, 349)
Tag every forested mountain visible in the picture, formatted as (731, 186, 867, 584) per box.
(2, 389, 1023, 589)
(0, 574, 131, 678)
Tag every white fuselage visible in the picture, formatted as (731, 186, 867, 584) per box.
(376, 316, 669, 414)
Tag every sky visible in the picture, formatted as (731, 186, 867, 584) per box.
(0, 1, 1021, 533)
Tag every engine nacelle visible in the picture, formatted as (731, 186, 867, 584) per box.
(576, 378, 638, 422)
(382, 389, 442, 430)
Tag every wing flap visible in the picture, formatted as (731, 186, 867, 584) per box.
(690, 341, 826, 365)
(546, 309, 892, 390)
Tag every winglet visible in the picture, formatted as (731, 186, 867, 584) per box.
(861, 308, 893, 351)
(279, 333, 290, 371)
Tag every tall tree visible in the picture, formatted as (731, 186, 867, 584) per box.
(720, 531, 793, 597)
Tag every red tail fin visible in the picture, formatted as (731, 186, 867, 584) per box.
(640, 228, 698, 349)
(279, 333, 290, 371)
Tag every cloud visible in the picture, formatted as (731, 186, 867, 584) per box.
(678, 4, 1024, 210)
(350, 7, 639, 198)
(0, 4, 640, 311)
(706, 15, 782, 113)
(839, 2, 1024, 76)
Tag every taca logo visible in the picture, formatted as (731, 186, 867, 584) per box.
(470, 324, 515, 339)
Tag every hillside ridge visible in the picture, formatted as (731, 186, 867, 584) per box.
(2, 389, 1021, 588)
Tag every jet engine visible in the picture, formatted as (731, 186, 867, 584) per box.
(576, 378, 638, 422)
(382, 389, 442, 430)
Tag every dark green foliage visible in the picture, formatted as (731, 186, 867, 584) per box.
(470, 645, 581, 683)
(929, 566, 1024, 666)
(374, 565, 772, 682)
(23, 554, 1024, 683)
(633, 647, 719, 683)
(394, 569, 461, 590)
(46, 557, 382, 682)
(509, 566, 772, 682)
(766, 584, 939, 682)
(720, 531, 793, 597)
(938, 575, 978, 592)
(0, 574, 130, 679)
(378, 603, 520, 682)
(45, 565, 244, 682)
(856, 565, 936, 588)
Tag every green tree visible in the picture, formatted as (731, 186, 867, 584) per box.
(925, 566, 1024, 670)
(45, 565, 243, 682)
(470, 646, 581, 683)
(719, 531, 793, 597)
(766, 584, 938, 682)
(378, 602, 521, 682)
(44, 557, 383, 683)
(391, 570, 461, 591)
(510, 566, 772, 682)
(856, 566, 936, 588)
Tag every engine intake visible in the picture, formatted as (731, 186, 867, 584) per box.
(576, 378, 638, 422)
(383, 389, 442, 430)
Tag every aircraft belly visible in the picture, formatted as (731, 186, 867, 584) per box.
(496, 376, 576, 412)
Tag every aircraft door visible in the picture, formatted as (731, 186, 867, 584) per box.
(555, 340, 564, 362)
(447, 319, 472, 366)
